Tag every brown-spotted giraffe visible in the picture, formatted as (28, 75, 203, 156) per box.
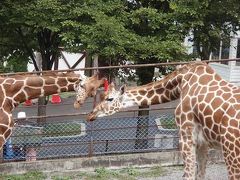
(0, 71, 83, 151)
(74, 73, 107, 109)
(84, 62, 240, 180)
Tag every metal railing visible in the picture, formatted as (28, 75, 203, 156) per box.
(1, 59, 239, 180)
(1, 58, 240, 76)
(3, 109, 178, 161)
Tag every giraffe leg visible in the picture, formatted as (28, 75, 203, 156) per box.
(223, 150, 240, 180)
(0, 114, 14, 152)
(219, 123, 240, 180)
(0, 136, 5, 150)
(196, 143, 208, 180)
(192, 123, 208, 180)
(0, 136, 5, 163)
(222, 142, 240, 179)
(179, 127, 197, 180)
(175, 105, 197, 180)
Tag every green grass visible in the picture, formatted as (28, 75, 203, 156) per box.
(43, 123, 82, 137)
(51, 166, 165, 180)
(160, 118, 177, 129)
(12, 127, 43, 146)
(139, 166, 165, 178)
(59, 92, 75, 98)
(119, 166, 165, 179)
(0, 166, 166, 180)
(11, 123, 82, 148)
(0, 171, 46, 180)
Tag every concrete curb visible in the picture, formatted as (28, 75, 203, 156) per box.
(0, 150, 223, 175)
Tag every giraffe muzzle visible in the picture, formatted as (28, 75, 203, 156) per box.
(86, 112, 96, 121)
(73, 101, 83, 109)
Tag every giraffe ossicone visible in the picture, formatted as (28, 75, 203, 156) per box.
(86, 62, 240, 180)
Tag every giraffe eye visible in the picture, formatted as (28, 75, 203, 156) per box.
(106, 98, 114, 102)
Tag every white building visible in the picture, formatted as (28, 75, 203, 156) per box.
(27, 51, 86, 76)
(184, 31, 240, 86)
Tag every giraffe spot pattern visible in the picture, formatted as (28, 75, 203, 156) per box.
(0, 73, 80, 150)
(86, 62, 240, 179)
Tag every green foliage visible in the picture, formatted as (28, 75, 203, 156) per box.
(121, 166, 139, 176)
(3, 51, 28, 72)
(92, 167, 129, 180)
(52, 176, 71, 180)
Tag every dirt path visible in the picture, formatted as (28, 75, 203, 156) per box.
(140, 163, 227, 180)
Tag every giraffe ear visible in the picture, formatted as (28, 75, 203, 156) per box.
(119, 85, 126, 95)
(74, 79, 81, 91)
(92, 73, 98, 79)
(109, 82, 115, 90)
(74, 84, 78, 91)
(75, 79, 81, 84)
(99, 91, 107, 101)
(79, 73, 87, 80)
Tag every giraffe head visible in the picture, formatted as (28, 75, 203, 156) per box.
(87, 83, 127, 121)
(74, 73, 106, 109)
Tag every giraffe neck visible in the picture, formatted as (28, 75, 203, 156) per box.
(122, 73, 182, 108)
(1, 73, 80, 113)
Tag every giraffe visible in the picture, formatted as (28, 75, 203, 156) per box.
(73, 73, 107, 109)
(0, 71, 83, 151)
(84, 62, 240, 180)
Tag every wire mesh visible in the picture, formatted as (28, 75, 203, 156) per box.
(3, 113, 179, 161)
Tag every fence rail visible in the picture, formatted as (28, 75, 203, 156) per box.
(4, 112, 178, 162)
(1, 58, 240, 76)
(2, 59, 239, 180)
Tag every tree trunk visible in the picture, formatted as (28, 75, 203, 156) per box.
(37, 97, 47, 125)
(134, 59, 155, 149)
(36, 29, 60, 125)
(35, 52, 47, 125)
(201, 44, 211, 60)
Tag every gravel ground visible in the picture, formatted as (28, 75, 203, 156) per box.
(140, 163, 228, 180)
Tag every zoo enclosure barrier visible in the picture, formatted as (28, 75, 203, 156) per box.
(3, 106, 179, 161)
(1, 58, 240, 179)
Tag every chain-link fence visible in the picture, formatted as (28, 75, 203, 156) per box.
(3, 111, 179, 161)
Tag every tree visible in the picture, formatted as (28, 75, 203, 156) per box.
(3, 51, 29, 72)
(0, 0, 133, 124)
(121, 0, 187, 149)
(0, 0, 70, 124)
(65, 0, 187, 149)
(171, 0, 240, 60)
